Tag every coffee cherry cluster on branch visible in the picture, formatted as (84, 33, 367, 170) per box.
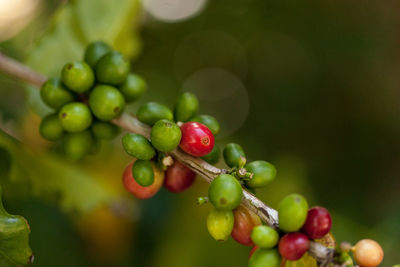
(39, 41, 146, 160)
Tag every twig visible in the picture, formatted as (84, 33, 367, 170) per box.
(0, 52, 337, 266)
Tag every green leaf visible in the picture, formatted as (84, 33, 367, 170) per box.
(25, 0, 142, 116)
(0, 130, 112, 213)
(0, 185, 33, 266)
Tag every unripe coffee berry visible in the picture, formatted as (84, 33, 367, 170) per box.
(208, 174, 243, 211)
(136, 102, 173, 126)
(95, 51, 130, 85)
(150, 120, 181, 152)
(245, 160, 276, 188)
(278, 193, 308, 232)
(248, 248, 281, 267)
(164, 161, 196, 193)
(39, 114, 64, 141)
(231, 205, 261, 246)
(84, 41, 111, 67)
(91, 121, 119, 140)
(278, 232, 310, 261)
(251, 225, 279, 249)
(190, 114, 220, 136)
(58, 102, 92, 132)
(63, 130, 93, 160)
(353, 239, 384, 267)
(122, 160, 164, 199)
(61, 61, 94, 93)
(201, 145, 220, 165)
(122, 133, 155, 160)
(223, 143, 246, 168)
(301, 206, 332, 239)
(119, 74, 147, 103)
(206, 208, 234, 241)
(40, 78, 74, 110)
(180, 122, 214, 157)
(89, 85, 125, 121)
(174, 92, 199, 122)
(132, 160, 154, 187)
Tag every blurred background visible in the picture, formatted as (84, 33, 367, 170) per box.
(0, 0, 399, 266)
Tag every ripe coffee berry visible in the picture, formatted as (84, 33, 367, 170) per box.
(208, 174, 243, 211)
(245, 160, 276, 188)
(132, 160, 154, 187)
(190, 114, 220, 136)
(95, 51, 130, 85)
(151, 119, 182, 152)
(58, 102, 92, 132)
(137, 102, 173, 126)
(122, 160, 164, 199)
(223, 143, 246, 168)
(39, 114, 64, 141)
(251, 225, 279, 249)
(174, 92, 199, 122)
(119, 74, 147, 103)
(40, 77, 74, 110)
(206, 208, 234, 241)
(179, 122, 214, 157)
(353, 239, 384, 267)
(231, 205, 261, 246)
(122, 133, 155, 160)
(278, 232, 310, 261)
(248, 248, 280, 267)
(61, 61, 94, 93)
(164, 161, 196, 193)
(301, 206, 332, 239)
(89, 85, 125, 121)
(278, 193, 308, 232)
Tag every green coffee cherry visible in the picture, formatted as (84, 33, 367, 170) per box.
(63, 130, 93, 160)
(40, 78, 75, 110)
(245, 160, 276, 188)
(150, 120, 181, 152)
(88, 85, 125, 121)
(58, 102, 92, 132)
(174, 92, 199, 122)
(91, 121, 119, 140)
(132, 160, 154, 187)
(95, 51, 130, 85)
(119, 73, 147, 103)
(39, 114, 64, 141)
(61, 62, 94, 93)
(223, 143, 245, 168)
(208, 174, 243, 210)
(206, 208, 234, 241)
(136, 102, 173, 126)
(248, 248, 280, 267)
(278, 193, 308, 232)
(122, 133, 155, 160)
(84, 41, 111, 67)
(190, 115, 220, 136)
(201, 145, 220, 165)
(251, 225, 279, 248)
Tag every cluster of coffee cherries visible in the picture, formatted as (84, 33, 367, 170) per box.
(39, 41, 146, 160)
(121, 91, 219, 196)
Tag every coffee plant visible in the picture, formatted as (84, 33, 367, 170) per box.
(0, 39, 389, 267)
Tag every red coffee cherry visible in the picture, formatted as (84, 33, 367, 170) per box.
(164, 161, 196, 193)
(122, 160, 164, 199)
(278, 232, 310, 261)
(179, 122, 215, 157)
(301, 206, 332, 239)
(231, 205, 261, 246)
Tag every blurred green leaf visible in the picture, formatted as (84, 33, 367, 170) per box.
(0, 185, 33, 266)
(0, 130, 111, 213)
(25, 0, 142, 116)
